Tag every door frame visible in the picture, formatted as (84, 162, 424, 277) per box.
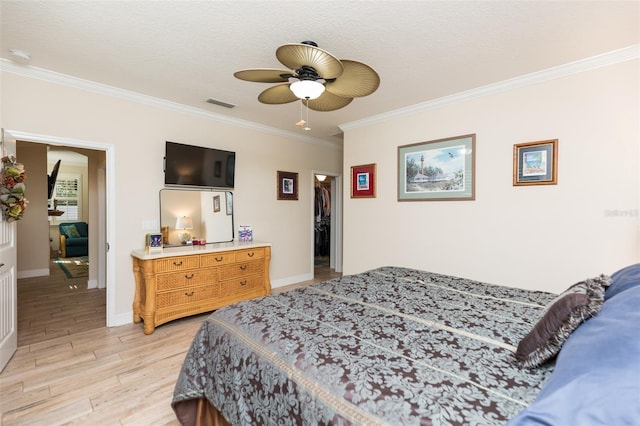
(4, 129, 116, 326)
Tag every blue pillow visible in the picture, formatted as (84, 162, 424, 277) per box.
(605, 263, 640, 300)
(508, 267, 640, 425)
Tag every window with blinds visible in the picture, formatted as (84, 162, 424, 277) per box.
(51, 174, 81, 223)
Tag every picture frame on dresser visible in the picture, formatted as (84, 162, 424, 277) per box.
(145, 233, 163, 253)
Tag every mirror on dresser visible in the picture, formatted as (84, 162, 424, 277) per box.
(159, 188, 234, 246)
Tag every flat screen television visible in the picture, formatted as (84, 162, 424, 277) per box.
(164, 141, 235, 189)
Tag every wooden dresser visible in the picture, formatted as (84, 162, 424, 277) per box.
(131, 241, 271, 334)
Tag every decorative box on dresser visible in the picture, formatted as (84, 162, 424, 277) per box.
(131, 241, 271, 334)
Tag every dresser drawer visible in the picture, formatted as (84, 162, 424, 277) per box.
(220, 275, 264, 297)
(219, 260, 264, 280)
(156, 268, 217, 291)
(155, 256, 199, 273)
(156, 284, 219, 308)
(235, 248, 265, 262)
(200, 251, 235, 267)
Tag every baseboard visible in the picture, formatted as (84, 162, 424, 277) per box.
(109, 311, 134, 328)
(17, 268, 50, 279)
(271, 273, 313, 289)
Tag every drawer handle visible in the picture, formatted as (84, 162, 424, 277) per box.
(247, 252, 255, 257)
(240, 265, 247, 271)
(215, 256, 224, 262)
(184, 273, 194, 279)
(185, 291, 194, 296)
(173, 261, 183, 267)
(240, 281, 247, 286)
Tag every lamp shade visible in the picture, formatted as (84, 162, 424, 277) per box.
(175, 216, 193, 230)
(290, 80, 325, 100)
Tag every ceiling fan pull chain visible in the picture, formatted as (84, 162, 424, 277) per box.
(304, 101, 311, 131)
(296, 101, 306, 128)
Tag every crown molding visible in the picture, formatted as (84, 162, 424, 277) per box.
(339, 44, 640, 132)
(0, 59, 342, 150)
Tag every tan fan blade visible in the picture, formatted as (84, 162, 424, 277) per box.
(276, 43, 343, 79)
(325, 60, 380, 98)
(303, 91, 353, 111)
(234, 69, 293, 83)
(257, 84, 299, 104)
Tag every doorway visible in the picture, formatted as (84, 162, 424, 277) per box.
(312, 172, 342, 277)
(6, 129, 115, 333)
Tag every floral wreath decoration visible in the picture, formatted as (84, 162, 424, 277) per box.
(0, 155, 28, 222)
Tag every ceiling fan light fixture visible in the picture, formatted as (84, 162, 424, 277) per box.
(290, 80, 325, 100)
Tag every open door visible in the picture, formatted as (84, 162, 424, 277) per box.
(0, 130, 18, 372)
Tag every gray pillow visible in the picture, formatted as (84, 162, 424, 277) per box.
(515, 274, 610, 368)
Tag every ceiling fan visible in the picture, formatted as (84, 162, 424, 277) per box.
(234, 41, 380, 112)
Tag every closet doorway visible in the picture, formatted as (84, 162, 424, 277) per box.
(312, 173, 342, 278)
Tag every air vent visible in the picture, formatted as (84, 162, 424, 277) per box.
(206, 98, 236, 109)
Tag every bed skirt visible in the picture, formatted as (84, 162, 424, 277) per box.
(173, 398, 229, 426)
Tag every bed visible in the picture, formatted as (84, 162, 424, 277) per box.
(172, 264, 640, 425)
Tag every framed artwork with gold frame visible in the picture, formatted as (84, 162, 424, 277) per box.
(513, 139, 558, 186)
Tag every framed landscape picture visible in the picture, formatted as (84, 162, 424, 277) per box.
(513, 139, 558, 186)
(398, 134, 475, 201)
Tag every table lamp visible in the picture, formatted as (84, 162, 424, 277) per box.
(175, 216, 193, 244)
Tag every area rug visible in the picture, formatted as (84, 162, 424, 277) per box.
(54, 256, 89, 278)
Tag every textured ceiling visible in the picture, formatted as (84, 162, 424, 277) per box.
(1, 1, 638, 144)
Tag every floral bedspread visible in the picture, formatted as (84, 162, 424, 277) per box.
(172, 266, 556, 425)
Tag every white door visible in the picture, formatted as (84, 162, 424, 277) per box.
(0, 130, 18, 372)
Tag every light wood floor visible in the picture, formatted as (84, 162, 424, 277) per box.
(17, 257, 106, 347)
(0, 261, 340, 425)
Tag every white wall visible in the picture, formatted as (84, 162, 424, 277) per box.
(1, 70, 342, 324)
(342, 59, 639, 293)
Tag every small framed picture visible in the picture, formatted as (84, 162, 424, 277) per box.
(145, 233, 163, 253)
(277, 171, 298, 200)
(213, 195, 221, 212)
(351, 163, 376, 198)
(513, 139, 558, 186)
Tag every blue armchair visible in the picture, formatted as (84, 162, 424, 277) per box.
(59, 221, 88, 258)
